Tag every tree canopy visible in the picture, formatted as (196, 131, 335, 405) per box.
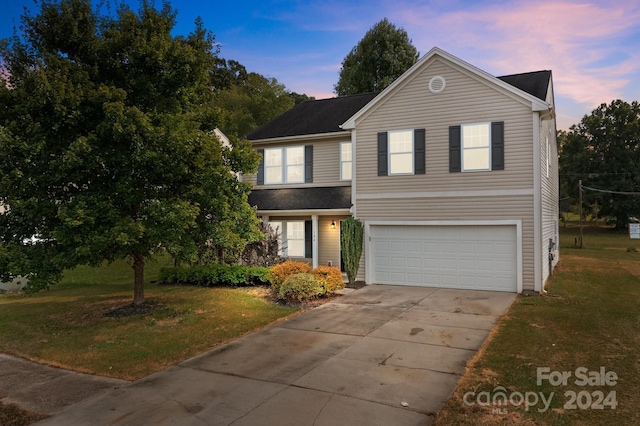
(213, 59, 313, 138)
(0, 0, 261, 304)
(334, 18, 419, 96)
(559, 99, 640, 229)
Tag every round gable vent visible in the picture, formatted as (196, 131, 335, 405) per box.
(429, 76, 446, 93)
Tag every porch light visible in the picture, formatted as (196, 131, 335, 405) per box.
(331, 220, 336, 229)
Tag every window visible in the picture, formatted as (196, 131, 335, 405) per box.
(268, 221, 283, 255)
(546, 136, 550, 178)
(265, 149, 283, 184)
(267, 220, 305, 257)
(462, 123, 490, 171)
(388, 130, 414, 175)
(286, 222, 305, 257)
(377, 129, 425, 176)
(449, 122, 503, 173)
(340, 142, 352, 181)
(264, 146, 305, 184)
(258, 146, 312, 185)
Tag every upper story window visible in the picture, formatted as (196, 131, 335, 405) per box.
(377, 129, 425, 176)
(340, 142, 352, 181)
(257, 145, 313, 185)
(388, 130, 414, 175)
(462, 123, 491, 171)
(264, 146, 304, 184)
(449, 122, 504, 173)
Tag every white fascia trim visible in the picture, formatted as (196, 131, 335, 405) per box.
(342, 47, 550, 129)
(250, 131, 351, 145)
(351, 129, 357, 217)
(256, 209, 351, 216)
(533, 112, 542, 292)
(364, 219, 523, 293)
(357, 188, 534, 200)
(312, 215, 319, 268)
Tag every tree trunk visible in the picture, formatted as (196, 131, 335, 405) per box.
(132, 253, 145, 306)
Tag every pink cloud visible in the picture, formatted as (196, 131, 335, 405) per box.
(395, 1, 640, 111)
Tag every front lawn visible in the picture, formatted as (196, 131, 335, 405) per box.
(0, 256, 297, 381)
(436, 226, 640, 425)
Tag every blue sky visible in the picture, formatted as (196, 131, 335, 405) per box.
(2, 0, 639, 129)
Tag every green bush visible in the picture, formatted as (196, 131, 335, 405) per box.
(278, 273, 323, 302)
(159, 265, 270, 287)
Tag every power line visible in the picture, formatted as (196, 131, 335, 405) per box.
(582, 185, 640, 196)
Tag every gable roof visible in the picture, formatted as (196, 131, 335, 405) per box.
(342, 47, 551, 130)
(497, 71, 551, 101)
(246, 47, 552, 141)
(246, 92, 377, 141)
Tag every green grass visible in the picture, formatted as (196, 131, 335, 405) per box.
(0, 256, 297, 381)
(436, 225, 640, 425)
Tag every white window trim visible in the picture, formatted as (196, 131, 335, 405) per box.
(267, 220, 305, 258)
(340, 141, 352, 181)
(461, 122, 491, 172)
(264, 146, 305, 184)
(546, 136, 550, 178)
(388, 129, 414, 175)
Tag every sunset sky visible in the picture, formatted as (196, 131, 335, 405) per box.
(2, 0, 639, 129)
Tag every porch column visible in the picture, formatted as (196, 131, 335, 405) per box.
(312, 215, 319, 268)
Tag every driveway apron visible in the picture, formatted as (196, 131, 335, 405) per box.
(35, 285, 516, 426)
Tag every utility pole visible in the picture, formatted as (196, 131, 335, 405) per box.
(579, 179, 583, 248)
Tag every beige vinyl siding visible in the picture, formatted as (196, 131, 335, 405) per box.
(318, 215, 350, 268)
(354, 58, 534, 195)
(245, 135, 350, 188)
(357, 195, 535, 291)
(540, 83, 559, 287)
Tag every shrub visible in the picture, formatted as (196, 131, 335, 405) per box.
(240, 222, 286, 267)
(269, 261, 312, 292)
(159, 265, 270, 287)
(278, 273, 323, 302)
(311, 265, 345, 294)
(341, 217, 364, 285)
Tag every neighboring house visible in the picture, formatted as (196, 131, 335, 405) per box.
(245, 47, 559, 293)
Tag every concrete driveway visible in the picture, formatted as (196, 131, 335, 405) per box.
(36, 285, 515, 426)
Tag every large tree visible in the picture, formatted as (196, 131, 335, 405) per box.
(559, 99, 640, 229)
(0, 0, 260, 304)
(334, 18, 419, 96)
(212, 59, 312, 138)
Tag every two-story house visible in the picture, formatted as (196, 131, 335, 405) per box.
(246, 47, 559, 294)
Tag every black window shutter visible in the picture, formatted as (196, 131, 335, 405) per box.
(304, 220, 312, 258)
(305, 145, 313, 183)
(377, 132, 388, 176)
(491, 122, 504, 170)
(257, 149, 264, 184)
(414, 129, 425, 174)
(449, 126, 461, 172)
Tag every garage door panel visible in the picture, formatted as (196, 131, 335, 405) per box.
(371, 225, 517, 292)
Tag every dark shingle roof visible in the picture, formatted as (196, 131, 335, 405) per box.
(246, 93, 378, 140)
(497, 70, 551, 101)
(247, 71, 550, 141)
(248, 186, 351, 211)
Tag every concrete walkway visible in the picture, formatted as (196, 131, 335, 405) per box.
(32, 285, 515, 426)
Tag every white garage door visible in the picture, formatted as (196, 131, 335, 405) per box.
(370, 225, 517, 292)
